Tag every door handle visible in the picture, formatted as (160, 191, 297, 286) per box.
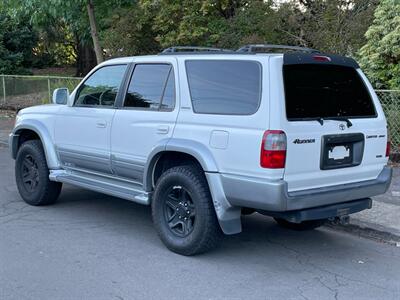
(96, 120, 107, 128)
(157, 125, 169, 134)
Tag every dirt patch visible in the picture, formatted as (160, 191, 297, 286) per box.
(32, 67, 77, 77)
(0, 109, 16, 119)
(0, 92, 47, 111)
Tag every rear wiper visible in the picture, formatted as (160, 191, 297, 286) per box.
(300, 117, 352, 128)
(301, 117, 325, 125)
(323, 117, 353, 128)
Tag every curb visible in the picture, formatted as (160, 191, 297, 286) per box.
(326, 221, 400, 246)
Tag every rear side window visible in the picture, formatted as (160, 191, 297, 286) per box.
(283, 64, 376, 120)
(186, 60, 261, 115)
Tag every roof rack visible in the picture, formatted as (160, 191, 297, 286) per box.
(160, 46, 234, 55)
(237, 44, 320, 54)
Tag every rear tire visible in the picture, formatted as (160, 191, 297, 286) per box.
(15, 140, 62, 206)
(151, 165, 222, 255)
(274, 218, 326, 231)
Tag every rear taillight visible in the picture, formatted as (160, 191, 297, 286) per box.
(260, 130, 287, 168)
(386, 129, 391, 157)
(386, 141, 391, 157)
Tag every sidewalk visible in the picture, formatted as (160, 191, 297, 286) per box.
(1, 110, 399, 243)
(0, 110, 14, 147)
(330, 167, 400, 245)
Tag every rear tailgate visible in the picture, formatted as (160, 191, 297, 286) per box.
(270, 53, 388, 192)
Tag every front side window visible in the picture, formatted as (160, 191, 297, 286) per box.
(186, 60, 262, 115)
(124, 64, 175, 110)
(75, 64, 127, 107)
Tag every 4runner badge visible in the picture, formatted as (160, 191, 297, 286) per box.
(293, 138, 315, 144)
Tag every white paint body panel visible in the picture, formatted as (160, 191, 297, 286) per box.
(12, 53, 389, 200)
(172, 55, 285, 182)
(110, 56, 180, 182)
(54, 106, 116, 173)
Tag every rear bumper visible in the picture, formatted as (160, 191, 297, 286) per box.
(220, 166, 392, 212)
(259, 198, 372, 223)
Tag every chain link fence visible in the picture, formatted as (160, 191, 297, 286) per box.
(0, 75, 399, 154)
(376, 90, 400, 154)
(0, 75, 82, 110)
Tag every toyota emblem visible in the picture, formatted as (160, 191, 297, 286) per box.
(339, 124, 346, 131)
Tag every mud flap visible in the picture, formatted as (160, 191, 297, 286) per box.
(205, 172, 242, 235)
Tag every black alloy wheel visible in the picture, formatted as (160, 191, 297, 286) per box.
(15, 140, 62, 206)
(151, 165, 222, 255)
(20, 154, 40, 192)
(163, 185, 196, 237)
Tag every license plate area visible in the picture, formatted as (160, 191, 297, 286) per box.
(320, 133, 364, 170)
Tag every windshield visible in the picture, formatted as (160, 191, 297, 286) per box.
(283, 64, 376, 120)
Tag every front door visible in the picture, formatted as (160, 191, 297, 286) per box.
(111, 58, 179, 183)
(55, 64, 128, 174)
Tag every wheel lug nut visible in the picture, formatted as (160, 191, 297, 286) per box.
(184, 217, 187, 220)
(187, 210, 190, 214)
(184, 203, 188, 207)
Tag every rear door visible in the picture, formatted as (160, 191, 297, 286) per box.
(269, 53, 388, 192)
(110, 57, 179, 183)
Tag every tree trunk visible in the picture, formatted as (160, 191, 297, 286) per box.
(75, 35, 97, 77)
(87, 0, 104, 64)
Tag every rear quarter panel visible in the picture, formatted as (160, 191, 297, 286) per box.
(173, 55, 284, 180)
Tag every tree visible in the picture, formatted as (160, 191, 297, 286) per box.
(275, 0, 378, 55)
(139, 0, 260, 49)
(216, 1, 280, 49)
(359, 0, 400, 89)
(7, 0, 131, 74)
(0, 0, 389, 79)
(101, 4, 160, 57)
(140, 0, 219, 48)
(0, 12, 37, 74)
(87, 0, 103, 63)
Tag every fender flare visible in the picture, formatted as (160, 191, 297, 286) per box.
(143, 138, 241, 234)
(143, 138, 219, 192)
(11, 120, 60, 169)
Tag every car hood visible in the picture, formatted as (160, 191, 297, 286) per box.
(18, 104, 61, 115)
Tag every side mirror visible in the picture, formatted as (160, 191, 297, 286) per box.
(52, 88, 69, 105)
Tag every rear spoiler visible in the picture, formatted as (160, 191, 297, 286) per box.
(283, 52, 359, 69)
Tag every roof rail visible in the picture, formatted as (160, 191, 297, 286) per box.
(160, 46, 234, 55)
(237, 44, 320, 54)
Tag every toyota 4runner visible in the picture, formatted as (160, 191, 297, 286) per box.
(9, 45, 392, 255)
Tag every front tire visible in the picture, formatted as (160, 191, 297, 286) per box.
(151, 165, 222, 255)
(274, 218, 326, 231)
(15, 140, 62, 206)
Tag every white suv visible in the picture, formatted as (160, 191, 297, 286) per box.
(9, 45, 392, 255)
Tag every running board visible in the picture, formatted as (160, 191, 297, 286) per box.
(49, 169, 150, 205)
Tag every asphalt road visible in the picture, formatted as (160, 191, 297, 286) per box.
(1, 147, 399, 300)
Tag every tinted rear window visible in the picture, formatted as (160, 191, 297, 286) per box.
(283, 64, 376, 120)
(186, 60, 261, 115)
